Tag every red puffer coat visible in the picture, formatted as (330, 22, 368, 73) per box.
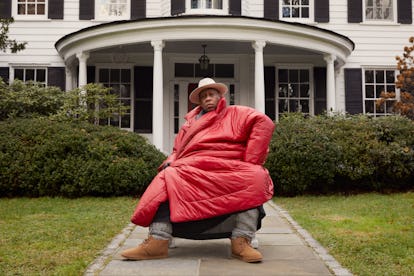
(131, 98, 275, 227)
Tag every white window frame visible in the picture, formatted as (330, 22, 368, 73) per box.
(275, 64, 314, 121)
(95, 0, 130, 21)
(279, 0, 315, 23)
(185, 0, 228, 15)
(362, 67, 399, 117)
(12, 66, 47, 86)
(12, 0, 48, 20)
(363, 0, 397, 24)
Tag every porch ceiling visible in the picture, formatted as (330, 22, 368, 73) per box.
(56, 16, 354, 66)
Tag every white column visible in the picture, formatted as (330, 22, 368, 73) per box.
(151, 40, 165, 152)
(252, 40, 266, 113)
(65, 66, 73, 91)
(76, 52, 89, 88)
(324, 54, 337, 114)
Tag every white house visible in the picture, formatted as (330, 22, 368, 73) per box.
(0, 0, 413, 153)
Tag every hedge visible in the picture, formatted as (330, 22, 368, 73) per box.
(265, 113, 414, 196)
(0, 118, 166, 197)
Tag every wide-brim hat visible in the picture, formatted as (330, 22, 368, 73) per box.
(189, 78, 228, 104)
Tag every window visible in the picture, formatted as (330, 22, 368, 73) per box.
(99, 68, 132, 128)
(363, 69, 396, 116)
(14, 68, 47, 85)
(280, 0, 314, 22)
(186, 0, 228, 14)
(191, 0, 222, 9)
(365, 0, 394, 21)
(96, 0, 129, 20)
(276, 68, 312, 120)
(13, 0, 47, 19)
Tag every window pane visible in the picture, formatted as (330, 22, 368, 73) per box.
(290, 70, 299, 82)
(289, 100, 298, 112)
(290, 83, 299, 97)
(300, 84, 309, 97)
(365, 85, 375, 98)
(278, 69, 288, 82)
(110, 69, 120, 82)
(365, 70, 374, 83)
(299, 69, 309, 82)
(279, 99, 288, 113)
(365, 100, 374, 113)
(37, 4, 45, 14)
(386, 70, 395, 83)
(300, 100, 309, 113)
(375, 70, 384, 83)
(279, 84, 289, 97)
(99, 69, 109, 82)
(120, 84, 130, 98)
(121, 115, 130, 128)
(302, 7, 309, 18)
(376, 85, 385, 98)
(121, 69, 130, 82)
(15, 69, 24, 80)
(36, 69, 45, 82)
(26, 69, 35, 81)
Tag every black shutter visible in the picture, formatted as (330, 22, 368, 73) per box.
(48, 0, 64, 19)
(348, 0, 362, 23)
(79, 0, 94, 20)
(171, 0, 185, 16)
(87, 66, 95, 83)
(314, 67, 327, 115)
(0, 67, 10, 84)
(344, 68, 363, 114)
(315, 0, 329, 23)
(264, 0, 278, 20)
(134, 66, 153, 133)
(47, 67, 65, 90)
(131, 0, 146, 19)
(398, 0, 412, 24)
(229, 0, 241, 16)
(0, 0, 12, 18)
(264, 66, 275, 121)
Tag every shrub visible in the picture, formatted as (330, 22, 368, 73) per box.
(0, 79, 64, 120)
(265, 113, 414, 196)
(0, 117, 166, 197)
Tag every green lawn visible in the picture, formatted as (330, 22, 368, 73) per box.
(1, 194, 413, 275)
(0, 197, 137, 275)
(275, 192, 414, 276)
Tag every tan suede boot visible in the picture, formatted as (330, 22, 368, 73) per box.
(231, 237, 263, 263)
(121, 235, 169, 260)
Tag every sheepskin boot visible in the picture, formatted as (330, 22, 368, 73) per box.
(231, 237, 263, 263)
(121, 235, 169, 260)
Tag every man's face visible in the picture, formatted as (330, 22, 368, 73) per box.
(199, 88, 221, 112)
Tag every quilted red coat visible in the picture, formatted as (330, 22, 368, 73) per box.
(131, 98, 275, 227)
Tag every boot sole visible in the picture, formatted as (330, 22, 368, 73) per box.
(121, 254, 168, 261)
(232, 254, 262, 263)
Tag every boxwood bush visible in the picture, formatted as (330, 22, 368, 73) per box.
(0, 117, 166, 197)
(265, 113, 414, 196)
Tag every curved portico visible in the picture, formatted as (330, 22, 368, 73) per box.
(55, 16, 354, 152)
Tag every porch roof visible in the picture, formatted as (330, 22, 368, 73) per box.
(55, 15, 354, 66)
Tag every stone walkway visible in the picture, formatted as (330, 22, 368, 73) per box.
(85, 200, 352, 276)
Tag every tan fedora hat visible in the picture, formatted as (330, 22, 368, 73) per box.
(189, 78, 228, 104)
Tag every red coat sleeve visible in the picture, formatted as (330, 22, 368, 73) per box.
(243, 111, 275, 165)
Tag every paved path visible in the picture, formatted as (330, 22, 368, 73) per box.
(85, 201, 352, 276)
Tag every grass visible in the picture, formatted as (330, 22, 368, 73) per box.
(274, 192, 414, 276)
(0, 197, 137, 275)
